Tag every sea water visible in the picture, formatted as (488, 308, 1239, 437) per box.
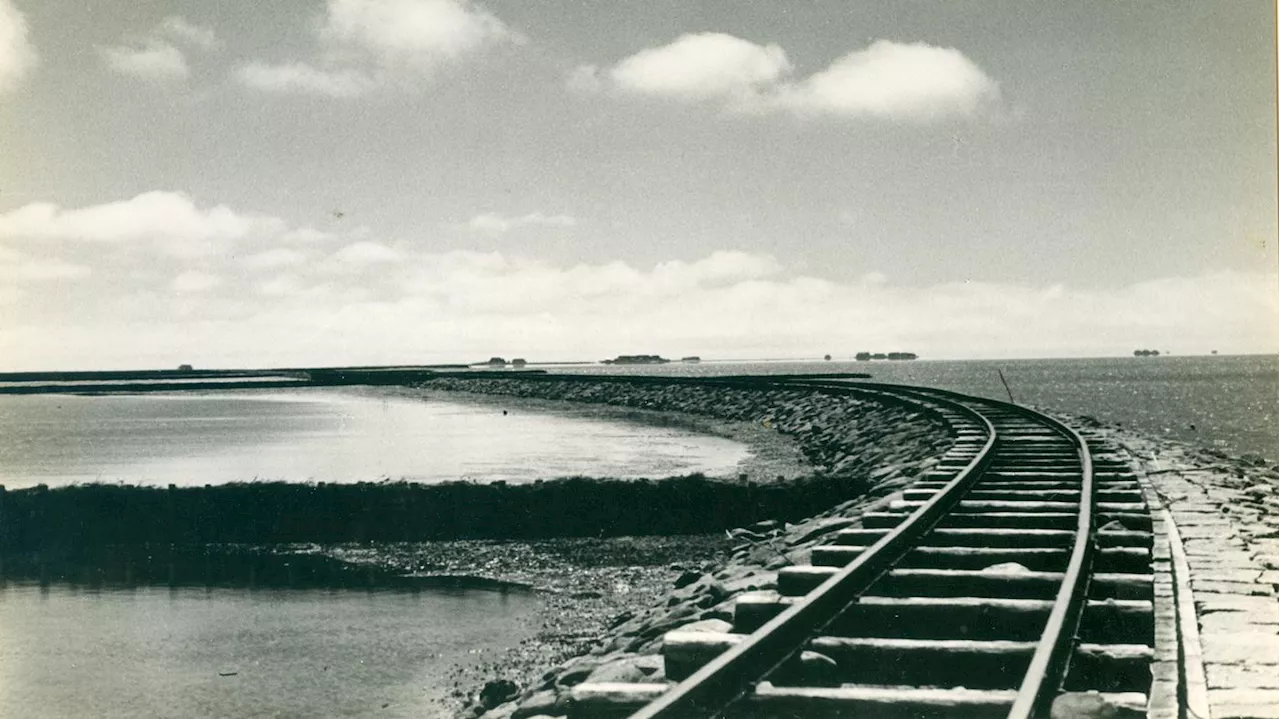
(0, 388, 749, 489)
(562, 354, 1278, 461)
(0, 583, 537, 719)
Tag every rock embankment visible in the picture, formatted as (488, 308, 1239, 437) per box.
(418, 376, 960, 718)
(457, 488, 951, 719)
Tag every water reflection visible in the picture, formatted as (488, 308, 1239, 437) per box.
(0, 578, 538, 719)
(0, 389, 750, 488)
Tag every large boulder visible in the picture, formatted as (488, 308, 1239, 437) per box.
(479, 679, 520, 710)
(585, 654, 665, 684)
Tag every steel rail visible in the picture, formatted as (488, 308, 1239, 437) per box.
(628, 380, 998, 719)
(1005, 409, 1096, 718)
(829, 381, 1100, 719)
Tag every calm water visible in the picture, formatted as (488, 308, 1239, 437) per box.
(0, 583, 537, 719)
(560, 355, 1278, 461)
(0, 389, 749, 489)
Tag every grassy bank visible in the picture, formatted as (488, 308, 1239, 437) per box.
(0, 473, 884, 558)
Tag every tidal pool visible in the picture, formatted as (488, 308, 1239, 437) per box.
(0, 582, 538, 718)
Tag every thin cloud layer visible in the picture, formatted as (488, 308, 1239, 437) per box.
(328, 240, 401, 266)
(158, 16, 220, 50)
(0, 0, 37, 94)
(1, 194, 1274, 370)
(99, 16, 219, 83)
(240, 0, 520, 97)
(238, 62, 373, 98)
(99, 41, 189, 82)
(171, 270, 223, 293)
(466, 212, 577, 234)
(574, 34, 1001, 121)
(0, 246, 90, 283)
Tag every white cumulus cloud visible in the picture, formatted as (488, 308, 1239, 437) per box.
(323, 0, 519, 67)
(576, 34, 1001, 122)
(608, 32, 790, 103)
(776, 41, 1000, 120)
(0, 0, 38, 94)
(239, 0, 520, 97)
(0, 191, 291, 257)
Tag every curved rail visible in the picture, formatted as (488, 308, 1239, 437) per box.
(1007, 406, 1095, 718)
(839, 382, 1100, 719)
(629, 379, 1100, 719)
(630, 381, 998, 719)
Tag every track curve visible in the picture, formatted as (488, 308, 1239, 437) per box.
(569, 379, 1158, 719)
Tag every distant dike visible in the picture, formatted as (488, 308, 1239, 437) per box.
(0, 372, 950, 585)
(0, 365, 463, 394)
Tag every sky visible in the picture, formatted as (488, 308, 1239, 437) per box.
(0, 1, 1276, 370)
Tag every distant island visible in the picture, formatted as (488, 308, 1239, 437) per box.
(602, 354, 670, 365)
(854, 352, 919, 361)
(680, 356, 701, 363)
(1133, 349, 1161, 357)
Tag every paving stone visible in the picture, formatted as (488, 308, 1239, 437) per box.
(1182, 538, 1251, 554)
(1206, 688, 1279, 719)
(1205, 663, 1280, 690)
(1195, 581, 1276, 597)
(1185, 552, 1263, 569)
(1190, 569, 1273, 584)
(1200, 612, 1280, 636)
(1197, 595, 1280, 619)
(1201, 632, 1280, 664)
(1170, 513, 1238, 527)
(1179, 525, 1242, 540)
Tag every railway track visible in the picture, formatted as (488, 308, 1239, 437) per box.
(569, 381, 1166, 718)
